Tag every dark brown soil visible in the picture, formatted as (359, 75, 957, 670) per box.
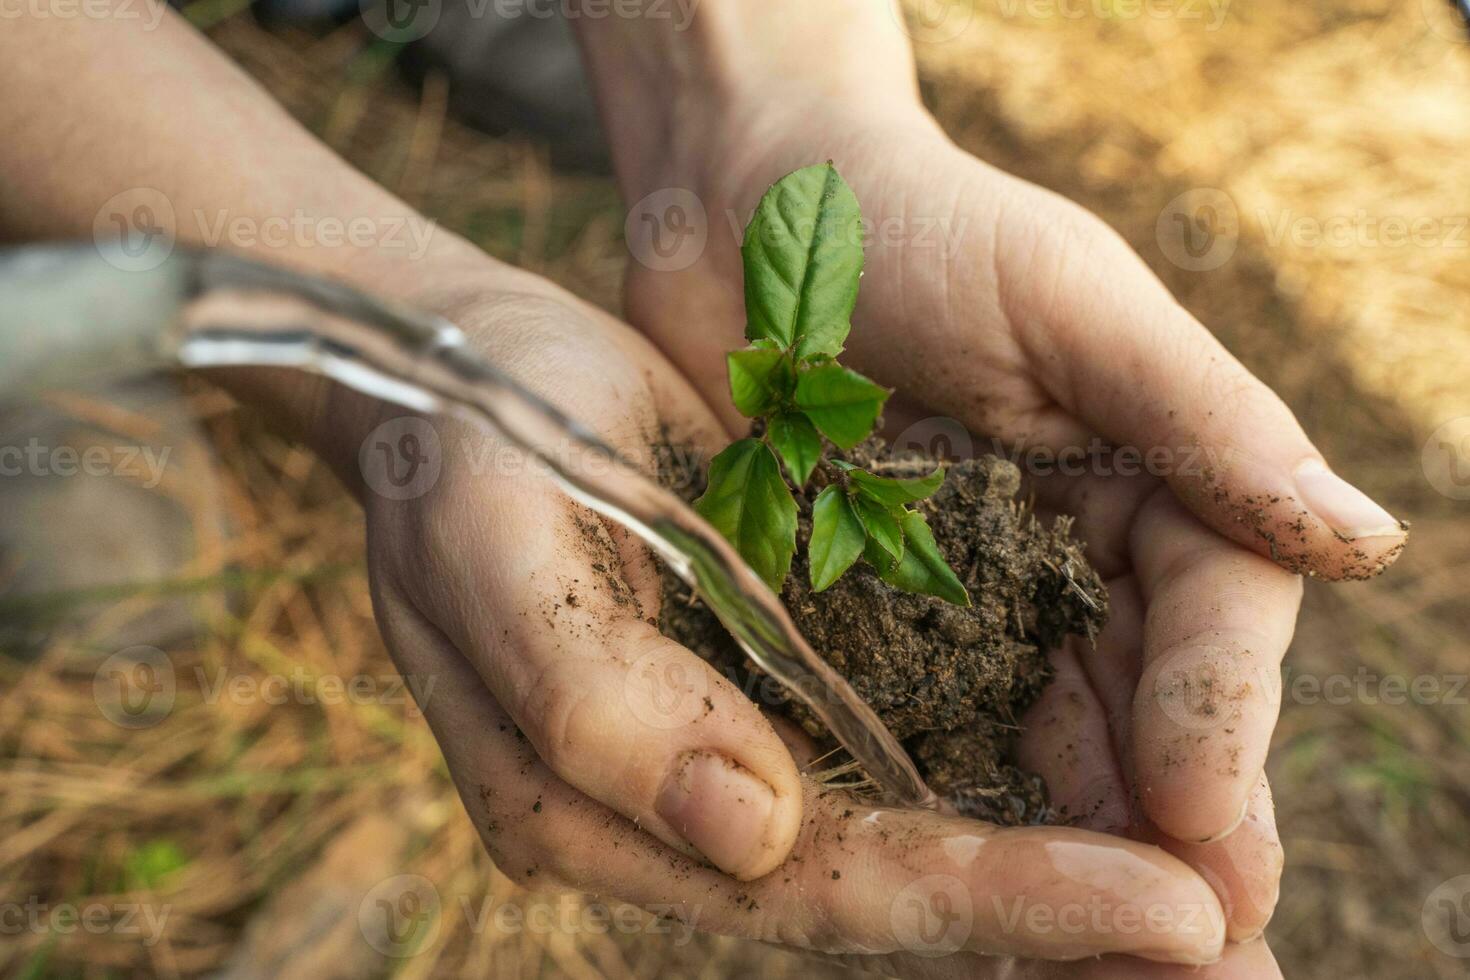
(657, 438, 1108, 826)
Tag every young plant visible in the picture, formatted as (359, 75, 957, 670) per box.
(693, 164, 970, 606)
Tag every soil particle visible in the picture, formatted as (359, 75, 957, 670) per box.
(1192, 469, 1409, 581)
(657, 437, 1108, 826)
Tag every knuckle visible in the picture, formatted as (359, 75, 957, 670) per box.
(518, 663, 629, 784)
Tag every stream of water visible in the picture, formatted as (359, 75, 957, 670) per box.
(0, 243, 939, 810)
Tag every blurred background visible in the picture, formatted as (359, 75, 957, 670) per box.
(3, 0, 1469, 976)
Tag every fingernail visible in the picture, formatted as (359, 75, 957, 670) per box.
(657, 751, 776, 879)
(1197, 794, 1250, 843)
(1294, 459, 1404, 539)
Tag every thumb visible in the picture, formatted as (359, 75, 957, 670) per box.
(1013, 204, 1406, 581)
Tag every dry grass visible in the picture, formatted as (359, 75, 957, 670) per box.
(3, 1, 1469, 977)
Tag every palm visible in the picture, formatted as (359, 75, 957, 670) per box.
(357, 272, 1263, 975)
(621, 115, 1294, 965)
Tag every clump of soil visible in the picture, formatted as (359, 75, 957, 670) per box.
(657, 438, 1108, 826)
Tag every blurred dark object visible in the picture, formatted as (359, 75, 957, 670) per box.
(246, 0, 607, 171)
(0, 377, 231, 657)
(400, 7, 607, 171)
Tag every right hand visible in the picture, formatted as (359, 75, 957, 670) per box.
(329, 258, 1256, 975)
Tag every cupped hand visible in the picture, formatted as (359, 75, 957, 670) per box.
(617, 99, 1399, 962)
(339, 261, 1239, 972)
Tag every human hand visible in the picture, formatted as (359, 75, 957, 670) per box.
(612, 82, 1406, 963)
(322, 259, 1238, 972)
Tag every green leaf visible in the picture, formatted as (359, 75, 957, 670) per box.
(809, 486, 866, 592)
(693, 439, 797, 592)
(852, 494, 904, 562)
(875, 510, 971, 606)
(767, 411, 822, 486)
(850, 466, 946, 507)
(727, 346, 795, 418)
(863, 534, 896, 574)
(741, 163, 864, 359)
(793, 362, 889, 450)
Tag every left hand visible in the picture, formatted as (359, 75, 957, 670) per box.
(614, 95, 1403, 956)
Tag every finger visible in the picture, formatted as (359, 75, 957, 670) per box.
(376, 471, 804, 881)
(1148, 774, 1282, 943)
(1052, 936, 1282, 980)
(1029, 474, 1287, 928)
(1029, 469, 1163, 580)
(376, 597, 1227, 966)
(1129, 487, 1302, 843)
(862, 934, 1282, 980)
(1002, 193, 1406, 580)
(1017, 639, 1132, 836)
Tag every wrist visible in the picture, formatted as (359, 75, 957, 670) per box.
(570, 0, 928, 202)
(208, 242, 520, 499)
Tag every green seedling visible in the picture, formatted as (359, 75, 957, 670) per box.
(694, 164, 970, 606)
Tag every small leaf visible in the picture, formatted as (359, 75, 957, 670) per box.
(727, 346, 795, 418)
(875, 510, 971, 606)
(863, 534, 897, 575)
(853, 494, 904, 562)
(850, 466, 946, 507)
(809, 486, 866, 592)
(741, 163, 864, 358)
(694, 439, 798, 592)
(794, 362, 889, 450)
(768, 411, 822, 486)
